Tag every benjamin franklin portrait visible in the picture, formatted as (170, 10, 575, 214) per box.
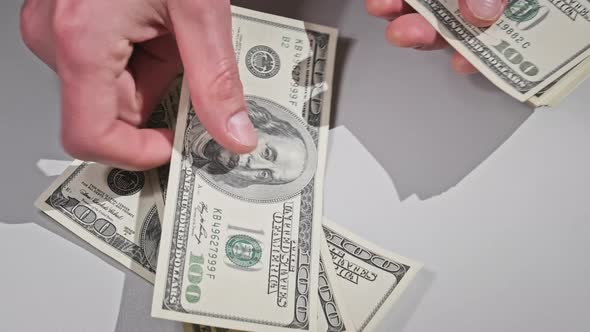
(184, 97, 317, 202)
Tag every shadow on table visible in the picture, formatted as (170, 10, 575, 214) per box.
(340, 44, 535, 201)
(329, 37, 356, 129)
(114, 269, 182, 332)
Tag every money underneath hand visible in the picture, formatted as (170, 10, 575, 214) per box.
(151, 6, 338, 331)
(35, 161, 421, 332)
(404, 0, 590, 107)
(35, 5, 422, 332)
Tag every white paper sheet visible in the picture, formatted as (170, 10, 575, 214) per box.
(36, 159, 76, 176)
(0, 223, 125, 332)
(323, 91, 590, 332)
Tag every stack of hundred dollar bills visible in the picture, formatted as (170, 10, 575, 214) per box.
(404, 0, 590, 107)
(35, 6, 422, 332)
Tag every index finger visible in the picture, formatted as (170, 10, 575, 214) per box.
(54, 2, 173, 170)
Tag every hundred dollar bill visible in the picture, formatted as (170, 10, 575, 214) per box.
(322, 218, 422, 332)
(152, 6, 337, 332)
(34, 162, 162, 282)
(405, 0, 590, 103)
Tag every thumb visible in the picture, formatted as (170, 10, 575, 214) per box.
(459, 0, 507, 27)
(168, 0, 257, 154)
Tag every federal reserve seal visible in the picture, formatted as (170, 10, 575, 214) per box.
(225, 235, 262, 268)
(245, 45, 281, 79)
(107, 169, 145, 196)
(504, 0, 540, 22)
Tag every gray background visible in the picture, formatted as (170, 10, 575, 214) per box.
(0, 0, 588, 331)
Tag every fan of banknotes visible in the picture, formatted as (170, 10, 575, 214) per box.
(34, 2, 588, 332)
(34, 7, 422, 332)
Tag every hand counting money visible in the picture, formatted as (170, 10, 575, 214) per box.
(151, 6, 337, 332)
(34, 5, 424, 332)
(404, 0, 590, 106)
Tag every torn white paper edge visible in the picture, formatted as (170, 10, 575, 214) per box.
(36, 159, 77, 177)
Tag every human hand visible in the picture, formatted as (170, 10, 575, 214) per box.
(20, 0, 257, 171)
(366, 0, 507, 73)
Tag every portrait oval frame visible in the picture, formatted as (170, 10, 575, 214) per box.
(193, 96, 318, 203)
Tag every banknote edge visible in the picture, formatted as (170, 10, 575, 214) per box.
(319, 231, 359, 332)
(306, 23, 339, 332)
(529, 55, 590, 107)
(322, 217, 423, 332)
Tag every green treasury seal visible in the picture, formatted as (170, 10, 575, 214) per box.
(225, 234, 262, 268)
(504, 0, 540, 22)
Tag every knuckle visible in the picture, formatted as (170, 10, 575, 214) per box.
(52, 0, 89, 51)
(207, 58, 244, 104)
